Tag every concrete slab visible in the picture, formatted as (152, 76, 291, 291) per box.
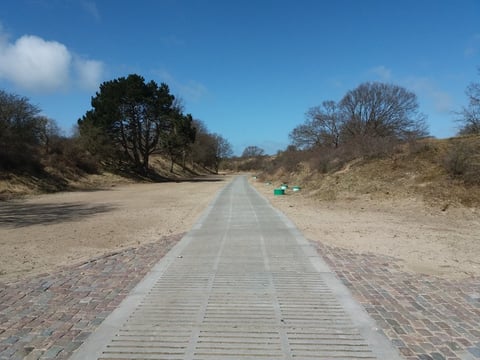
(69, 175, 402, 360)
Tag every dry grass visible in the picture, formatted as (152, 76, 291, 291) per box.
(0, 172, 131, 200)
(0, 155, 210, 200)
(258, 137, 480, 208)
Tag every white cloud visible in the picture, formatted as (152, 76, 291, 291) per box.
(369, 65, 392, 81)
(404, 76, 453, 113)
(0, 35, 72, 92)
(0, 31, 104, 92)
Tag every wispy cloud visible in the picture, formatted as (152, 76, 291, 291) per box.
(0, 30, 104, 92)
(159, 35, 185, 47)
(80, 1, 101, 22)
(362, 66, 453, 114)
(465, 33, 480, 58)
(156, 69, 209, 103)
(328, 78, 344, 90)
(75, 58, 104, 90)
(0, 22, 8, 45)
(404, 76, 453, 113)
(369, 65, 392, 81)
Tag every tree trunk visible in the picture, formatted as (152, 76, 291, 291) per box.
(141, 154, 149, 175)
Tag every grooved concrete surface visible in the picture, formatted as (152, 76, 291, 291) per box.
(70, 176, 402, 360)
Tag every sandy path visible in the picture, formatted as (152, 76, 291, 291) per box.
(0, 177, 229, 282)
(253, 180, 480, 279)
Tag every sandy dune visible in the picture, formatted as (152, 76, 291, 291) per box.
(253, 180, 480, 279)
(1, 174, 478, 282)
(0, 178, 227, 282)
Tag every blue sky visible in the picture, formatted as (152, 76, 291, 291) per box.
(1, 0, 479, 155)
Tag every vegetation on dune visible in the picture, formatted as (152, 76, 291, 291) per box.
(457, 67, 480, 136)
(78, 74, 232, 176)
(2, 69, 479, 203)
(0, 74, 233, 198)
(230, 79, 480, 207)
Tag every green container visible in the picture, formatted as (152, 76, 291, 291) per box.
(292, 186, 301, 192)
(273, 188, 285, 196)
(280, 185, 288, 190)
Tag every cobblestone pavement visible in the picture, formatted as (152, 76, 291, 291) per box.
(1, 233, 479, 360)
(0, 234, 182, 360)
(315, 242, 480, 360)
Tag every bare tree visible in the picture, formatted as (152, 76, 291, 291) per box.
(242, 145, 265, 158)
(289, 101, 342, 150)
(0, 90, 42, 169)
(212, 134, 233, 173)
(162, 113, 196, 172)
(458, 69, 480, 135)
(189, 120, 232, 173)
(37, 116, 62, 154)
(339, 82, 428, 141)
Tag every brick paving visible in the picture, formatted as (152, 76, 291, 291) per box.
(1, 233, 479, 359)
(0, 234, 182, 360)
(315, 242, 480, 360)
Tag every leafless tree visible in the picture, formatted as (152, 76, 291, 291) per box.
(0, 90, 42, 169)
(189, 120, 232, 173)
(242, 145, 265, 158)
(458, 69, 480, 135)
(339, 82, 428, 141)
(212, 134, 233, 173)
(289, 100, 342, 150)
(37, 116, 62, 154)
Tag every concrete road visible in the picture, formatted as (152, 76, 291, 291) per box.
(70, 175, 401, 359)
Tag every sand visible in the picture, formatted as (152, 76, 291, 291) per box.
(252, 180, 480, 279)
(0, 178, 227, 282)
(1, 174, 479, 283)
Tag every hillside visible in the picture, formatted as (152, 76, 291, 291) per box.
(247, 136, 480, 279)
(0, 155, 213, 201)
(3, 136, 479, 207)
(252, 136, 480, 209)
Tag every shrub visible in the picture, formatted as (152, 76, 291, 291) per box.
(43, 137, 101, 176)
(307, 147, 344, 173)
(275, 147, 305, 173)
(444, 138, 480, 185)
